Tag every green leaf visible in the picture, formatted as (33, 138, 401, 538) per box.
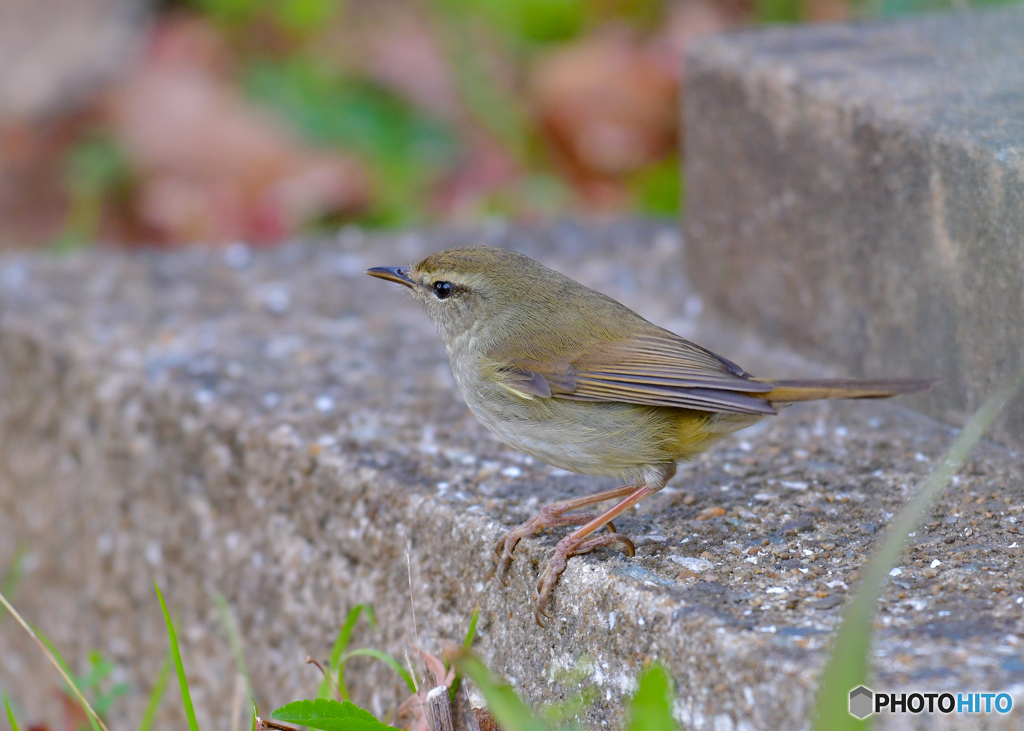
(154, 582, 199, 731)
(137, 650, 171, 731)
(811, 371, 1024, 731)
(4, 694, 21, 731)
(339, 649, 417, 696)
(625, 665, 678, 731)
(271, 698, 399, 731)
(453, 654, 549, 731)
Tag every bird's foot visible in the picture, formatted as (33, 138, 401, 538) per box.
(534, 532, 636, 626)
(493, 505, 616, 582)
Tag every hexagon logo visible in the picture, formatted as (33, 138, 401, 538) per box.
(849, 685, 874, 719)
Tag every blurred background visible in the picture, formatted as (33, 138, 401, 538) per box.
(0, 0, 1017, 251)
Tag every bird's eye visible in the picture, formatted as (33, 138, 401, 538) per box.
(432, 281, 453, 300)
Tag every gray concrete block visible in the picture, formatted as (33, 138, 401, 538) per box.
(683, 6, 1024, 448)
(1, 225, 1023, 730)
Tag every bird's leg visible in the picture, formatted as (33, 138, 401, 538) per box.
(494, 484, 639, 580)
(534, 463, 676, 626)
(533, 485, 655, 624)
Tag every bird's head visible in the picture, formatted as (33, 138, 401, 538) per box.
(367, 245, 551, 346)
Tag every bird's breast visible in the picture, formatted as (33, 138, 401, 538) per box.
(442, 351, 709, 478)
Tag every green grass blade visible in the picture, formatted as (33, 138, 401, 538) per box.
(214, 592, 254, 725)
(4, 693, 21, 731)
(453, 653, 549, 731)
(339, 649, 417, 696)
(463, 607, 480, 651)
(0, 545, 26, 624)
(320, 605, 375, 700)
(32, 626, 102, 731)
(30, 626, 74, 675)
(215, 594, 252, 686)
(155, 581, 200, 731)
(812, 371, 1024, 731)
(137, 650, 172, 731)
(0, 592, 108, 731)
(215, 593, 252, 683)
(625, 664, 679, 731)
(450, 607, 481, 701)
(332, 605, 376, 667)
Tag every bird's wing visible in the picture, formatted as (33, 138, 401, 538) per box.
(496, 330, 778, 415)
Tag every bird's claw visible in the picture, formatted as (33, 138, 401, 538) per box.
(607, 533, 635, 557)
(493, 508, 610, 579)
(533, 532, 636, 626)
(535, 547, 568, 627)
(493, 533, 522, 584)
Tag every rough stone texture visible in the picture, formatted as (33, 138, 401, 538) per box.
(683, 6, 1024, 449)
(1, 224, 1023, 730)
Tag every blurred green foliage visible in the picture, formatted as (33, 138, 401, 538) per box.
(436, 0, 588, 45)
(870, 0, 1020, 15)
(182, 0, 689, 228)
(0, 545, 25, 624)
(631, 158, 684, 217)
(539, 657, 601, 725)
(755, 0, 802, 23)
(758, 0, 1023, 23)
(189, 0, 258, 24)
(625, 665, 678, 731)
(273, 0, 340, 33)
(57, 136, 130, 252)
(64, 0, 1018, 241)
(456, 653, 680, 731)
(72, 652, 131, 719)
(246, 61, 459, 226)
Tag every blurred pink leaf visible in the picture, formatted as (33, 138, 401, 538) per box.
(362, 19, 462, 122)
(108, 15, 368, 245)
(530, 27, 677, 183)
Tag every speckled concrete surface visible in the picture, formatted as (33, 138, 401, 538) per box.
(1, 223, 1022, 730)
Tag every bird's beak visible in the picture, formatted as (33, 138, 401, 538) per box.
(366, 266, 415, 288)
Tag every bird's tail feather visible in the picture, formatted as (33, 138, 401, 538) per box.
(757, 378, 936, 404)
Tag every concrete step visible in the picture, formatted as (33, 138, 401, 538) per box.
(684, 4, 1024, 450)
(1, 223, 1022, 729)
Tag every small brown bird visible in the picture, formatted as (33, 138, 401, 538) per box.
(368, 246, 932, 625)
